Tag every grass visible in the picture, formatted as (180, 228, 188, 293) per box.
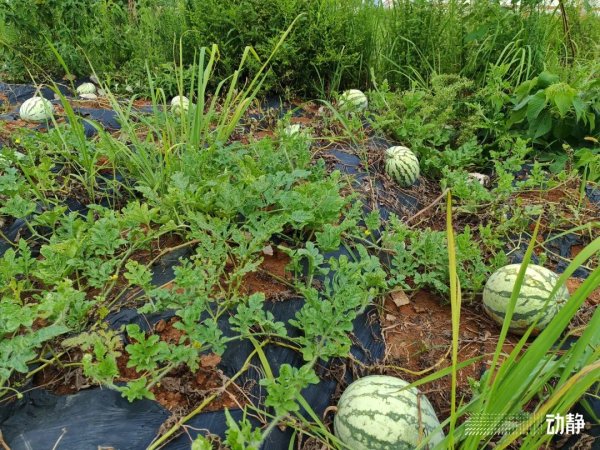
(2, 0, 600, 97)
(0, 2, 599, 449)
(406, 214, 600, 449)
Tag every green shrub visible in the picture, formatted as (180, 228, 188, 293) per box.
(1, 0, 600, 97)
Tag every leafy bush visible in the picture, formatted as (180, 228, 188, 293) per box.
(383, 216, 503, 300)
(509, 70, 600, 144)
(185, 0, 379, 95)
(3, 0, 600, 97)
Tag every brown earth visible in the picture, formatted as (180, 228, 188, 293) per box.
(376, 275, 598, 426)
(378, 290, 521, 417)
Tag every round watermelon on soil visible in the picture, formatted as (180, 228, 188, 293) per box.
(483, 264, 569, 335)
(339, 89, 368, 112)
(385, 146, 420, 188)
(334, 375, 444, 450)
(77, 82, 97, 95)
(171, 95, 190, 114)
(19, 97, 54, 123)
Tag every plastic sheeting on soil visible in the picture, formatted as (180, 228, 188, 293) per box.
(504, 165, 599, 280)
(0, 81, 157, 136)
(1, 83, 599, 449)
(3, 298, 383, 450)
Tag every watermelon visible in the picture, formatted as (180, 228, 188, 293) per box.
(283, 124, 302, 136)
(385, 146, 420, 188)
(483, 264, 569, 335)
(334, 375, 444, 450)
(76, 82, 96, 95)
(171, 95, 190, 114)
(19, 97, 54, 123)
(0, 150, 25, 164)
(339, 89, 368, 112)
(282, 124, 312, 148)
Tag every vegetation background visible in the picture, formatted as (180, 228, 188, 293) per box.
(1, 1, 600, 449)
(1, 0, 599, 97)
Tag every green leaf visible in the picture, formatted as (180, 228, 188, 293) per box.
(125, 324, 170, 372)
(260, 364, 319, 417)
(572, 96, 585, 122)
(0, 301, 37, 334)
(515, 78, 538, 101)
(289, 210, 314, 226)
(464, 24, 488, 43)
(530, 110, 552, 139)
(526, 92, 547, 122)
(0, 336, 37, 374)
(0, 195, 37, 219)
(32, 206, 68, 229)
(553, 90, 575, 117)
(223, 409, 262, 450)
(508, 106, 528, 127)
(538, 71, 559, 88)
(124, 260, 153, 288)
(120, 377, 154, 402)
(513, 94, 533, 112)
(31, 323, 71, 345)
(192, 436, 214, 450)
(89, 216, 128, 256)
(230, 293, 287, 336)
(586, 112, 596, 131)
(365, 209, 381, 231)
(552, 118, 572, 140)
(315, 224, 342, 252)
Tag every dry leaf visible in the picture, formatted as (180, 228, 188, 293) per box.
(263, 245, 274, 256)
(62, 74, 76, 81)
(79, 93, 98, 100)
(155, 319, 166, 333)
(391, 290, 410, 307)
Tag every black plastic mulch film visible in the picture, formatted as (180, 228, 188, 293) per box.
(0, 83, 598, 450)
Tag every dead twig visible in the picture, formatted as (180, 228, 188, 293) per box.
(51, 428, 67, 450)
(0, 429, 11, 450)
(406, 188, 450, 225)
(558, 0, 576, 62)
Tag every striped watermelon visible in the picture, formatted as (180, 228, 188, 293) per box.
(76, 82, 96, 95)
(171, 95, 190, 114)
(283, 124, 312, 146)
(283, 124, 302, 136)
(385, 146, 420, 187)
(19, 97, 54, 123)
(339, 89, 368, 112)
(483, 264, 569, 335)
(334, 375, 444, 450)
